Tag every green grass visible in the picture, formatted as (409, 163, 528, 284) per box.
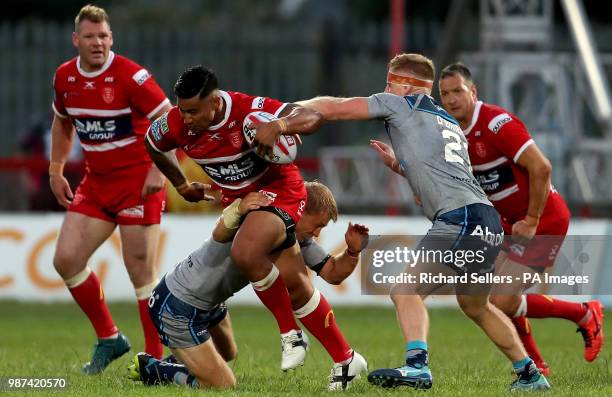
(0, 302, 609, 396)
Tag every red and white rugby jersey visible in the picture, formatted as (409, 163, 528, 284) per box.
(52, 51, 170, 175)
(146, 91, 303, 203)
(464, 101, 564, 223)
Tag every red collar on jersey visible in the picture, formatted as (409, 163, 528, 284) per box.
(386, 71, 433, 89)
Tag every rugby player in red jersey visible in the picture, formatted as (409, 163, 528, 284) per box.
(50, 5, 171, 373)
(145, 65, 358, 372)
(438, 62, 604, 375)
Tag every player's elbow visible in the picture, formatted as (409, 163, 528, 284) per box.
(321, 267, 348, 285)
(532, 158, 552, 180)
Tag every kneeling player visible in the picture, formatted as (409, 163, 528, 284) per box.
(129, 182, 369, 389)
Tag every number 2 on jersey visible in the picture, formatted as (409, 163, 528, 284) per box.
(441, 129, 466, 163)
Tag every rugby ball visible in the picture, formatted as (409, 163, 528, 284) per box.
(243, 111, 300, 164)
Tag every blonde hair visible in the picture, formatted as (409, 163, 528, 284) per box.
(305, 181, 338, 222)
(75, 4, 110, 32)
(388, 53, 435, 81)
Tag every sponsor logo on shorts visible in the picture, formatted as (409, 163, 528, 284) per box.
(548, 244, 560, 260)
(132, 68, 151, 86)
(259, 190, 277, 203)
(470, 224, 504, 246)
(488, 113, 512, 133)
(118, 205, 144, 218)
(510, 243, 526, 257)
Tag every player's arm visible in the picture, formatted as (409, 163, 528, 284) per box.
(317, 222, 369, 285)
(141, 103, 174, 198)
(212, 192, 273, 243)
(251, 103, 323, 156)
(144, 136, 214, 203)
(297, 96, 371, 121)
(49, 113, 76, 208)
(513, 144, 552, 241)
(369, 139, 405, 176)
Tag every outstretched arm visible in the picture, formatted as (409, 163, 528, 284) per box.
(251, 104, 323, 154)
(297, 96, 370, 121)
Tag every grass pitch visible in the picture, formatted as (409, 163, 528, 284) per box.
(0, 301, 609, 396)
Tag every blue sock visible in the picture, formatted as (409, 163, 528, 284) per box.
(150, 360, 191, 385)
(512, 357, 533, 371)
(174, 372, 199, 388)
(405, 340, 428, 369)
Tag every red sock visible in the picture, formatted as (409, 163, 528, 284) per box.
(526, 294, 588, 323)
(512, 316, 545, 364)
(252, 267, 300, 334)
(296, 291, 353, 363)
(68, 272, 117, 338)
(138, 298, 164, 359)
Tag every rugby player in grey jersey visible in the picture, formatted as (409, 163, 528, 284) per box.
(251, 53, 549, 392)
(128, 181, 368, 390)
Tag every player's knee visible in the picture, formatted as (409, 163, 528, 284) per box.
(52, 249, 83, 278)
(199, 369, 236, 389)
(229, 241, 256, 268)
(489, 295, 518, 316)
(458, 299, 487, 321)
(221, 343, 238, 362)
(390, 289, 411, 306)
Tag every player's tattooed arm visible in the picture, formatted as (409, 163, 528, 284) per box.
(212, 192, 273, 243)
(144, 138, 213, 202)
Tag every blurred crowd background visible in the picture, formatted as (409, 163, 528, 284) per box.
(1, 0, 611, 216)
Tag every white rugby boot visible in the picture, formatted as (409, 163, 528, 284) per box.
(328, 351, 368, 390)
(280, 330, 309, 371)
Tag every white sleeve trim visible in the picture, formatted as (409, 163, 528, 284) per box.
(273, 103, 289, 117)
(147, 98, 171, 120)
(145, 132, 165, 153)
(513, 139, 534, 163)
(52, 103, 68, 119)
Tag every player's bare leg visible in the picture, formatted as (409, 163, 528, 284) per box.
(120, 224, 164, 359)
(368, 281, 432, 390)
(230, 210, 305, 370)
(457, 294, 526, 360)
(391, 294, 429, 343)
(456, 294, 550, 390)
(491, 253, 603, 372)
(278, 246, 367, 389)
(208, 314, 238, 362)
(53, 211, 129, 374)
